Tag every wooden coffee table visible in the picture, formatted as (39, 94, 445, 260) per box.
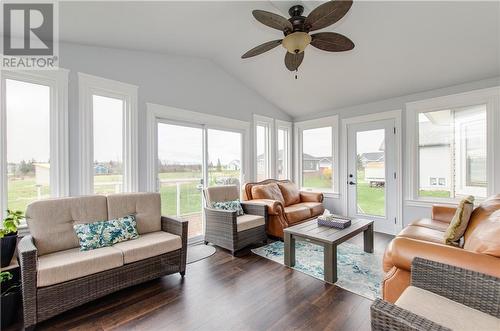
(284, 218, 374, 283)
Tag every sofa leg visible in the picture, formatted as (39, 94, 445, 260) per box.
(204, 241, 208, 245)
(180, 271, 186, 277)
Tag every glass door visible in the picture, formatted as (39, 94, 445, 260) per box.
(207, 129, 242, 189)
(157, 122, 204, 240)
(347, 119, 397, 234)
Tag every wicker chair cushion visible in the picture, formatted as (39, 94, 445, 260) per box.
(37, 246, 123, 287)
(236, 214, 265, 232)
(396, 286, 499, 331)
(107, 193, 161, 235)
(205, 185, 239, 205)
(112, 231, 181, 264)
(26, 195, 108, 256)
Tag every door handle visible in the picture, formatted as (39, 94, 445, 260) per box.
(348, 181, 357, 185)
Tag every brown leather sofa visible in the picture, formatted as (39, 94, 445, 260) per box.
(382, 194, 500, 303)
(242, 179, 324, 238)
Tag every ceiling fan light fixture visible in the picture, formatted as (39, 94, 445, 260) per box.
(282, 32, 311, 54)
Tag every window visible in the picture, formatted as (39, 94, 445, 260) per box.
(1, 70, 69, 217)
(254, 115, 273, 181)
(295, 116, 338, 193)
(78, 73, 138, 194)
(418, 106, 487, 198)
(92, 95, 124, 194)
(406, 87, 500, 204)
(276, 120, 292, 180)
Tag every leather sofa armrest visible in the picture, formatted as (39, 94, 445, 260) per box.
(246, 199, 284, 216)
(386, 237, 500, 278)
(431, 205, 457, 223)
(299, 191, 324, 203)
(18, 235, 38, 328)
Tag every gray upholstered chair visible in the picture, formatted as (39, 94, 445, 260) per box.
(203, 185, 267, 255)
(371, 257, 500, 331)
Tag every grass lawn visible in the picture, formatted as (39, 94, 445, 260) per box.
(356, 170, 385, 216)
(7, 177, 50, 212)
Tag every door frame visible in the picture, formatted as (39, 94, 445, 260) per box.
(341, 110, 403, 234)
(146, 103, 250, 244)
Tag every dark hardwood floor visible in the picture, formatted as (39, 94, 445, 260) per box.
(9, 233, 392, 331)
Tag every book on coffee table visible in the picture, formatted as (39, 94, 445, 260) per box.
(317, 214, 352, 229)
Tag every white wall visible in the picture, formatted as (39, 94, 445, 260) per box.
(59, 42, 291, 194)
(295, 76, 500, 226)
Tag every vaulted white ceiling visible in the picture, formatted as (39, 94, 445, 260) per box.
(59, 1, 500, 118)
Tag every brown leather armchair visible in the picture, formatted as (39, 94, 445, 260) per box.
(382, 194, 500, 303)
(242, 179, 324, 238)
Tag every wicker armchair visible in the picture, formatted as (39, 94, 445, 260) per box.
(204, 185, 267, 255)
(371, 258, 500, 330)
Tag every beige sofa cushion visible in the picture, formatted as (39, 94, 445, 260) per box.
(236, 214, 265, 232)
(37, 246, 123, 287)
(26, 196, 108, 256)
(396, 286, 500, 331)
(112, 231, 181, 264)
(107, 193, 161, 234)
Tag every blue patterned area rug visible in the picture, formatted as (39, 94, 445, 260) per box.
(251, 241, 383, 300)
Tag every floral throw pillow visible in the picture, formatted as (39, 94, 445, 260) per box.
(212, 200, 244, 216)
(74, 215, 139, 251)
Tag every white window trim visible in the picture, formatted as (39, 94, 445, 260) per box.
(253, 114, 274, 181)
(78, 73, 138, 194)
(0, 69, 69, 219)
(405, 86, 500, 206)
(145, 103, 251, 192)
(294, 115, 339, 196)
(340, 110, 403, 231)
(275, 119, 293, 180)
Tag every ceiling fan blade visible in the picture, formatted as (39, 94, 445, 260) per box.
(284, 52, 304, 71)
(241, 40, 282, 58)
(305, 0, 353, 32)
(252, 10, 293, 31)
(310, 32, 354, 52)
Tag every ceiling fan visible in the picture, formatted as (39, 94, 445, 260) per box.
(241, 0, 355, 74)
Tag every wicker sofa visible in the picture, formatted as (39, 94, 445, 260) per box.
(371, 258, 500, 330)
(242, 179, 324, 238)
(18, 193, 187, 329)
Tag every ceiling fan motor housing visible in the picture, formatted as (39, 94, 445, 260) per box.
(286, 5, 308, 35)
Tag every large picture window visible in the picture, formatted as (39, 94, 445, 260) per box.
(1, 70, 69, 218)
(418, 105, 487, 198)
(406, 87, 499, 204)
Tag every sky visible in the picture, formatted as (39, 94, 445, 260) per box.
(6, 79, 50, 164)
(158, 123, 241, 165)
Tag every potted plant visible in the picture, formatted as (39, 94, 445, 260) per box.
(0, 271, 20, 327)
(1, 210, 24, 268)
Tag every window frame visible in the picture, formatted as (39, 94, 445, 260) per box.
(253, 114, 274, 181)
(78, 73, 138, 194)
(405, 87, 500, 206)
(294, 115, 339, 195)
(275, 119, 292, 180)
(0, 69, 69, 219)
